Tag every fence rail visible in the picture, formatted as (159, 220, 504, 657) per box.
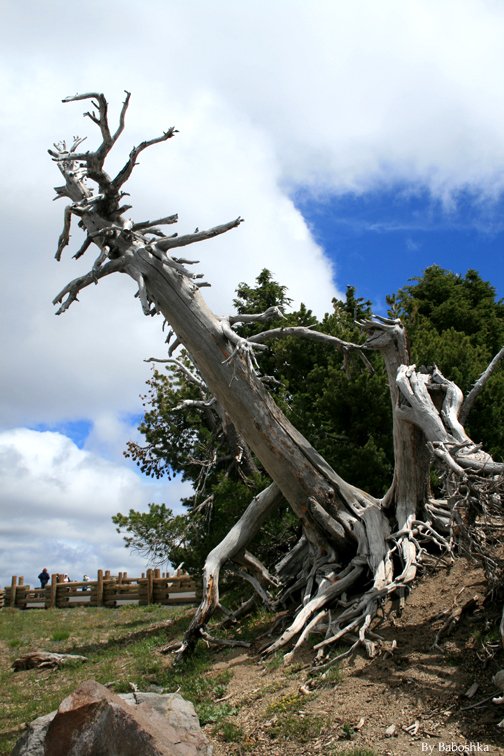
(0, 569, 198, 610)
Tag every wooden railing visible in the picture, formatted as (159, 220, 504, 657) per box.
(0, 569, 198, 610)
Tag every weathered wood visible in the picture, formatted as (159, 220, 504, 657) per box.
(1, 571, 197, 610)
(12, 652, 88, 671)
(179, 483, 283, 657)
(9, 576, 17, 608)
(95, 569, 104, 607)
(49, 573, 57, 609)
(104, 593, 141, 601)
(147, 569, 154, 605)
(48, 92, 504, 662)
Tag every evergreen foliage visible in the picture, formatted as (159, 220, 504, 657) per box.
(388, 265, 504, 458)
(115, 266, 504, 571)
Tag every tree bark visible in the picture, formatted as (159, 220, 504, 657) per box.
(51, 92, 504, 663)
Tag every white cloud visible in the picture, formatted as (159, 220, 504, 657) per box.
(2, 0, 504, 583)
(3, 0, 504, 431)
(0, 429, 191, 589)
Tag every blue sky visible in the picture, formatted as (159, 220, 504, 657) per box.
(28, 186, 504, 455)
(2, 0, 504, 588)
(298, 189, 504, 313)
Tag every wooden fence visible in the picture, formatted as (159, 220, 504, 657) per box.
(0, 569, 198, 610)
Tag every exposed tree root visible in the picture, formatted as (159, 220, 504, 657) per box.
(171, 318, 504, 667)
(432, 591, 480, 651)
(199, 630, 250, 649)
(174, 483, 283, 662)
(49, 93, 504, 670)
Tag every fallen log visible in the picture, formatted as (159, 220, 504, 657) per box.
(12, 652, 88, 671)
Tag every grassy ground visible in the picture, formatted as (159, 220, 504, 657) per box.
(0, 604, 211, 754)
(2, 559, 504, 755)
(0, 602, 375, 755)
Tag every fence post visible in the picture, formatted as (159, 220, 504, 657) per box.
(48, 574, 57, 609)
(147, 569, 153, 605)
(96, 569, 104, 607)
(9, 576, 17, 608)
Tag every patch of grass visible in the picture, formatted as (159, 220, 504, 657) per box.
(212, 718, 244, 742)
(159, 651, 237, 728)
(51, 630, 70, 642)
(239, 679, 283, 705)
(268, 713, 325, 742)
(444, 652, 460, 667)
(232, 606, 276, 640)
(142, 603, 163, 613)
(0, 605, 243, 753)
(483, 627, 501, 643)
(108, 679, 133, 694)
(126, 635, 164, 678)
(262, 650, 284, 672)
(197, 702, 239, 726)
(284, 661, 306, 675)
(265, 691, 303, 716)
(341, 721, 356, 740)
(212, 671, 232, 700)
(318, 662, 342, 686)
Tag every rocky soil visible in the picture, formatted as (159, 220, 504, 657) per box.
(202, 558, 504, 755)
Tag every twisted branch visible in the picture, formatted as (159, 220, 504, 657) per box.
(52, 258, 125, 315)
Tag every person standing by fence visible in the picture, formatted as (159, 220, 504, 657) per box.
(38, 568, 50, 588)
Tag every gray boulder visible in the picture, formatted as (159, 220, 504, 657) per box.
(12, 679, 212, 755)
(11, 711, 56, 755)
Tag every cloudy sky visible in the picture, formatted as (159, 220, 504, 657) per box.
(1, 0, 504, 590)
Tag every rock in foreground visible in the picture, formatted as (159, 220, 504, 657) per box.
(12, 679, 212, 755)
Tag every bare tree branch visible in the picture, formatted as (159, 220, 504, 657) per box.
(53, 185, 71, 201)
(52, 258, 125, 315)
(55, 205, 73, 261)
(113, 128, 178, 190)
(229, 306, 284, 325)
(460, 345, 504, 424)
(132, 214, 179, 231)
(52, 91, 504, 668)
(154, 218, 243, 251)
(62, 91, 131, 161)
(249, 326, 374, 370)
(73, 237, 93, 260)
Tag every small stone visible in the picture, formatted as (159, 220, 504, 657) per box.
(493, 670, 504, 691)
(464, 682, 479, 698)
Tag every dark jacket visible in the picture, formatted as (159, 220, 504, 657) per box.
(38, 570, 50, 587)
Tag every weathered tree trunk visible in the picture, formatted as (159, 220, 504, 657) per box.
(51, 92, 504, 663)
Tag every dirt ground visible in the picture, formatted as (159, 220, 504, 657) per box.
(204, 557, 504, 755)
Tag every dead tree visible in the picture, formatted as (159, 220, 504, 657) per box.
(51, 92, 504, 665)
